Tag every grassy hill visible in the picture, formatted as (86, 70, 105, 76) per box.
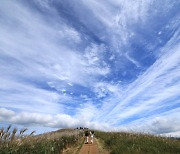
(95, 131, 180, 154)
(0, 126, 83, 154)
(1, 125, 180, 154)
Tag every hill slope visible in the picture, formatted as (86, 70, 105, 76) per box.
(95, 131, 180, 153)
(1, 126, 180, 154)
(0, 127, 83, 154)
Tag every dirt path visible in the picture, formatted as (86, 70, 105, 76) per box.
(62, 137, 109, 154)
(79, 138, 99, 154)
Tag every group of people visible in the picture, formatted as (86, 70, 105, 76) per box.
(84, 130, 94, 144)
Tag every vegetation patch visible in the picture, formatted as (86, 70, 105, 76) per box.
(95, 131, 180, 154)
(0, 125, 83, 154)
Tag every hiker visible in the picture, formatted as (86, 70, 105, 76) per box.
(85, 130, 89, 144)
(90, 130, 94, 144)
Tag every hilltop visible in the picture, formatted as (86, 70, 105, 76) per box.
(0, 126, 180, 153)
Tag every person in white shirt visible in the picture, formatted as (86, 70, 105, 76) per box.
(90, 130, 94, 144)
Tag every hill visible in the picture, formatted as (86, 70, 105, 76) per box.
(1, 126, 180, 153)
(95, 131, 180, 154)
(0, 126, 83, 154)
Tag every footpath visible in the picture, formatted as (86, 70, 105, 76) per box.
(79, 138, 99, 154)
(62, 136, 109, 154)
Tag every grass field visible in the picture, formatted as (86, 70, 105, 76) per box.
(1, 125, 180, 154)
(0, 125, 83, 154)
(95, 131, 180, 154)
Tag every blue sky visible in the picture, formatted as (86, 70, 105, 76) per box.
(0, 0, 180, 136)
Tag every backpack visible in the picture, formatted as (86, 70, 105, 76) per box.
(85, 131, 89, 136)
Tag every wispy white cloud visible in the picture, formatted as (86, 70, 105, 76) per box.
(0, 0, 179, 136)
(124, 52, 141, 68)
(99, 30, 180, 129)
(0, 0, 110, 114)
(58, 27, 81, 43)
(0, 77, 64, 114)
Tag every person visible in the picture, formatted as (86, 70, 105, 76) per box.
(85, 130, 89, 144)
(90, 130, 94, 144)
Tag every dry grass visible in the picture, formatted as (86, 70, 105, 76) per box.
(0, 125, 83, 154)
(0, 125, 34, 143)
(96, 138, 110, 154)
(95, 131, 180, 154)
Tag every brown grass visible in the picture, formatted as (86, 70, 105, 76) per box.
(0, 125, 83, 154)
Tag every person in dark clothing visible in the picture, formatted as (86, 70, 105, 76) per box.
(85, 130, 89, 144)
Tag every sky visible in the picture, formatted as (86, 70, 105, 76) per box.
(0, 0, 180, 136)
